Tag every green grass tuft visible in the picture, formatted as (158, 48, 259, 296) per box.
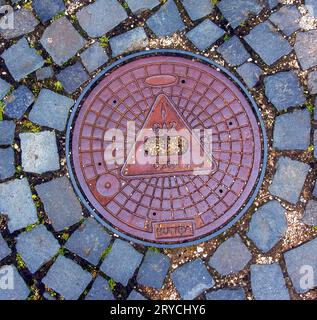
(100, 244, 112, 260)
(51, 11, 66, 22)
(16, 253, 26, 270)
(60, 233, 69, 241)
(20, 120, 41, 133)
(53, 81, 63, 92)
(122, 2, 129, 9)
(148, 246, 160, 253)
(58, 247, 66, 256)
(99, 36, 109, 48)
(305, 102, 315, 114)
(307, 145, 314, 153)
(108, 278, 116, 291)
(0, 100, 5, 121)
(223, 34, 230, 41)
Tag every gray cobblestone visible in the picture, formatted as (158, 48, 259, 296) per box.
(251, 263, 290, 300)
(269, 157, 310, 204)
(42, 256, 92, 300)
(1, 37, 44, 81)
(16, 225, 60, 273)
(0, 8, 39, 40)
(110, 27, 148, 57)
(0, 178, 38, 233)
(35, 177, 83, 232)
(40, 17, 86, 66)
(147, 0, 185, 37)
(77, 0, 128, 37)
(20, 131, 60, 174)
(186, 19, 225, 51)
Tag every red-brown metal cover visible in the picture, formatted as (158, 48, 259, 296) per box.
(71, 55, 263, 245)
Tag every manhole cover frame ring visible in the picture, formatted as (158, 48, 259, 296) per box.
(66, 49, 268, 248)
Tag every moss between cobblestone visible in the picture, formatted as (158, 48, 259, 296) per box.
(16, 253, 27, 270)
(19, 119, 41, 133)
(100, 244, 113, 261)
(0, 101, 5, 121)
(99, 36, 110, 47)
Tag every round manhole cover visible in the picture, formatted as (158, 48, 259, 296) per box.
(66, 50, 267, 247)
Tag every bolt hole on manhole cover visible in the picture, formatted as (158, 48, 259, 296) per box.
(66, 50, 267, 248)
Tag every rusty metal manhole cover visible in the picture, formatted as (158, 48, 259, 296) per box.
(66, 50, 267, 248)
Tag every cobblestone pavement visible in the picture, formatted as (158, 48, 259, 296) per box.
(0, 0, 317, 300)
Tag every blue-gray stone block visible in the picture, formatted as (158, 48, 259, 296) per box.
(40, 17, 86, 66)
(251, 263, 290, 300)
(269, 5, 301, 36)
(171, 259, 214, 300)
(218, 0, 264, 29)
(181, 0, 214, 21)
(0, 178, 38, 233)
(29, 89, 74, 131)
(100, 239, 143, 286)
(295, 31, 317, 70)
(217, 36, 250, 66)
(147, 0, 185, 37)
(56, 62, 89, 94)
(302, 200, 317, 226)
(4, 85, 34, 120)
(273, 109, 311, 150)
(206, 288, 246, 300)
(0, 265, 30, 300)
(264, 71, 306, 111)
(36, 67, 54, 81)
(32, 0, 65, 23)
(306, 0, 317, 18)
(0, 147, 15, 180)
(77, 0, 128, 37)
(42, 256, 92, 300)
(236, 62, 262, 88)
(267, 0, 279, 9)
(127, 290, 147, 300)
(0, 8, 39, 40)
(244, 21, 292, 66)
(35, 176, 83, 232)
(126, 0, 160, 14)
(0, 78, 10, 100)
(269, 157, 310, 204)
(1, 37, 44, 81)
(0, 234, 10, 261)
(20, 131, 60, 174)
(247, 200, 287, 252)
(80, 43, 109, 73)
(85, 276, 115, 300)
(284, 237, 317, 293)
(137, 251, 170, 289)
(186, 19, 225, 51)
(65, 217, 112, 265)
(110, 27, 149, 57)
(0, 121, 15, 146)
(209, 234, 251, 275)
(16, 225, 60, 273)
(308, 71, 317, 95)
